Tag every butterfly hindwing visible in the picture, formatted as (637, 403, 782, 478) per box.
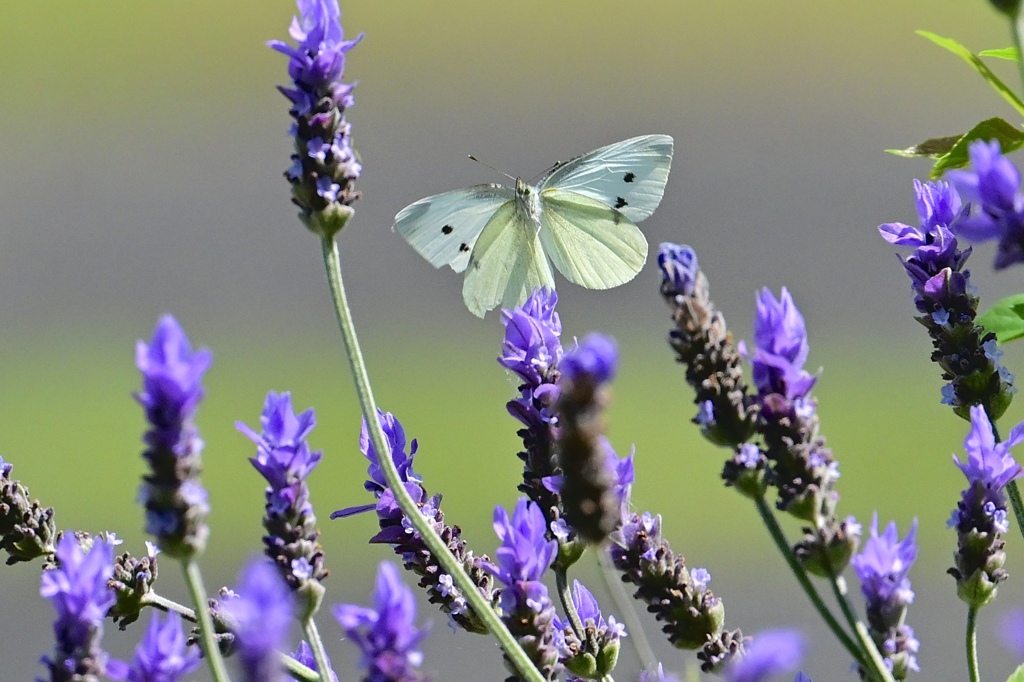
(462, 201, 556, 317)
(538, 134, 673, 223)
(538, 189, 648, 289)
(393, 184, 516, 273)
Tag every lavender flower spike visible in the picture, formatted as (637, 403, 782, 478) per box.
(40, 534, 118, 681)
(107, 611, 201, 682)
(949, 405, 1024, 608)
(135, 315, 212, 560)
(270, 0, 363, 238)
(237, 392, 328, 613)
(222, 558, 295, 682)
(0, 455, 57, 564)
(851, 514, 920, 679)
(553, 580, 625, 679)
(333, 562, 427, 682)
(947, 139, 1024, 269)
(725, 629, 804, 682)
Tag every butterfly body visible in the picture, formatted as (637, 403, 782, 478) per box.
(394, 134, 674, 317)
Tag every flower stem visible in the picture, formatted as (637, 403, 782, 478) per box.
(182, 560, 230, 682)
(595, 547, 658, 672)
(826, 570, 894, 682)
(555, 567, 585, 637)
(283, 655, 319, 682)
(319, 236, 545, 682)
(967, 605, 980, 682)
(141, 591, 196, 620)
(302, 617, 333, 682)
(1012, 8, 1024, 103)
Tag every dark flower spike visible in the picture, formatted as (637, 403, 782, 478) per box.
(0, 454, 57, 564)
(657, 243, 756, 448)
(331, 410, 499, 634)
(222, 558, 295, 682)
(851, 514, 920, 680)
(135, 315, 212, 560)
(553, 580, 625, 680)
(948, 139, 1024, 270)
(108, 541, 160, 629)
(40, 533, 118, 681)
(948, 405, 1024, 608)
(333, 562, 428, 682)
(486, 498, 562, 681)
(879, 177, 1014, 421)
(608, 509, 745, 671)
(107, 611, 201, 682)
(237, 392, 329, 615)
(270, 0, 363, 239)
(724, 629, 804, 682)
(556, 333, 622, 543)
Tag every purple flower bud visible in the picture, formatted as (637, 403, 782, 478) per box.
(725, 629, 804, 682)
(333, 562, 427, 682)
(490, 499, 557, 585)
(751, 288, 814, 401)
(107, 611, 201, 682)
(222, 559, 295, 682)
(954, 404, 1024, 492)
(561, 333, 618, 385)
(290, 641, 337, 682)
(360, 410, 419, 497)
(658, 243, 699, 297)
(554, 580, 625, 679)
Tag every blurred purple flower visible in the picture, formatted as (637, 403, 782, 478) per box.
(222, 559, 295, 682)
(725, 629, 804, 682)
(108, 611, 200, 682)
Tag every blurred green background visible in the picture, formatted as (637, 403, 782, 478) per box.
(2, 1, 1024, 679)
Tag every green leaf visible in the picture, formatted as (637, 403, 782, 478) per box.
(979, 46, 1021, 62)
(977, 294, 1024, 343)
(1006, 663, 1024, 682)
(917, 30, 1024, 117)
(927, 117, 1024, 178)
(886, 135, 961, 159)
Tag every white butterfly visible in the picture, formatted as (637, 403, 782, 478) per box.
(393, 134, 674, 317)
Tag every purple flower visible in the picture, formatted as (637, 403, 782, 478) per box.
(333, 562, 427, 682)
(998, 609, 1024, 660)
(490, 498, 557, 585)
(360, 410, 419, 497)
(639, 664, 682, 682)
(290, 641, 337, 682)
(500, 287, 563, 391)
(725, 629, 805, 682)
(135, 315, 212, 559)
(40, 534, 117, 679)
(750, 288, 815, 402)
(561, 333, 618, 385)
(953, 404, 1024, 493)
(222, 559, 295, 682)
(554, 580, 625, 679)
(107, 611, 200, 682)
(948, 139, 1024, 269)
(850, 514, 920, 676)
(658, 243, 699, 297)
(270, 0, 363, 237)
(237, 392, 328, 594)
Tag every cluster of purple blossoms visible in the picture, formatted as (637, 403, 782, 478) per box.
(879, 177, 1014, 421)
(331, 410, 499, 634)
(0, 454, 56, 564)
(552, 580, 625, 679)
(850, 514, 920, 679)
(237, 392, 329, 608)
(135, 315, 212, 560)
(107, 611, 201, 682)
(270, 0, 363, 238)
(39, 534, 117, 680)
(334, 562, 427, 682)
(487, 498, 562, 681)
(555, 333, 628, 544)
(608, 510, 746, 671)
(948, 405, 1024, 608)
(221, 559, 296, 682)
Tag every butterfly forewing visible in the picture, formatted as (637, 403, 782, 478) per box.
(538, 189, 648, 289)
(462, 201, 556, 317)
(538, 134, 673, 223)
(393, 185, 515, 273)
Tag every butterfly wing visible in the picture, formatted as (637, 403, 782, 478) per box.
(394, 184, 516, 273)
(538, 134, 673, 223)
(462, 200, 555, 317)
(538, 189, 648, 289)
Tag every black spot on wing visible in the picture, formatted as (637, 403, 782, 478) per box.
(441, 224, 453, 235)
(459, 243, 470, 252)
(615, 197, 628, 209)
(623, 172, 636, 183)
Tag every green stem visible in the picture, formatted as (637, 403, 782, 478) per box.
(1012, 8, 1024, 104)
(555, 567, 585, 637)
(595, 547, 658, 671)
(141, 591, 196, 620)
(182, 560, 231, 682)
(319, 236, 544, 682)
(826, 572, 895, 682)
(283, 655, 319, 682)
(751, 496, 867, 673)
(967, 606, 980, 682)
(302, 617, 333, 682)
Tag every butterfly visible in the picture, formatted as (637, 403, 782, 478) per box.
(393, 134, 674, 317)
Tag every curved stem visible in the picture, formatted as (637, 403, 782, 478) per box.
(967, 606, 980, 682)
(302, 617, 333, 682)
(182, 560, 231, 682)
(283, 655, 319, 682)
(555, 567, 584, 637)
(141, 591, 196, 620)
(319, 236, 544, 682)
(752, 495, 867, 672)
(595, 547, 658, 672)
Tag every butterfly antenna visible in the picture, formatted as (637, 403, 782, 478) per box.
(467, 154, 516, 182)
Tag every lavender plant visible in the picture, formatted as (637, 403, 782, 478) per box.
(12, 0, 1024, 681)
